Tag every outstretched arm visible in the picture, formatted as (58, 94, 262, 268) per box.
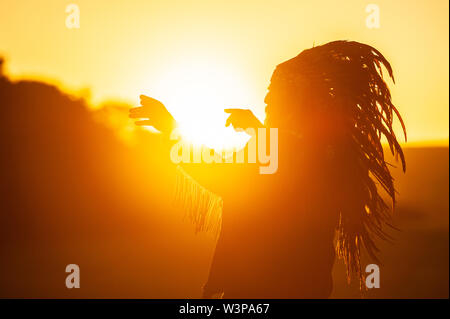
(129, 95, 261, 196)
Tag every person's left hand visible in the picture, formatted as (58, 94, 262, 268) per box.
(129, 95, 176, 134)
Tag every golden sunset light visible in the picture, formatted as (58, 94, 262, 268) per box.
(0, 0, 448, 305)
(150, 55, 254, 148)
(1, 0, 448, 147)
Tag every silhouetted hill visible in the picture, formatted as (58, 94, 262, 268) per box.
(0, 73, 212, 298)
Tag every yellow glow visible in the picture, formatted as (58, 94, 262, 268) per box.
(151, 55, 254, 150)
(0, 0, 448, 146)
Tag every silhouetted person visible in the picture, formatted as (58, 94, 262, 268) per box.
(130, 41, 406, 298)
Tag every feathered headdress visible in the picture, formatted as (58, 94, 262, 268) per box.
(267, 41, 407, 286)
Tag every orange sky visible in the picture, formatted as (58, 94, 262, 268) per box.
(0, 0, 448, 146)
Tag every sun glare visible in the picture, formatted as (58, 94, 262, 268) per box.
(151, 57, 256, 151)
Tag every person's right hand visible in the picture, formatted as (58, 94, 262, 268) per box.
(224, 108, 264, 131)
(129, 95, 177, 134)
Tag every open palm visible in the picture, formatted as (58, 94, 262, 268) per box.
(129, 95, 176, 134)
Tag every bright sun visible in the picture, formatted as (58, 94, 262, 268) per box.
(151, 57, 257, 151)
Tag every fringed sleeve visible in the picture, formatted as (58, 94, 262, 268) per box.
(173, 165, 223, 236)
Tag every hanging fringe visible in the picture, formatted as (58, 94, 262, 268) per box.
(173, 165, 223, 237)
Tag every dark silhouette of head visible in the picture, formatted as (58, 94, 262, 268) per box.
(264, 41, 407, 284)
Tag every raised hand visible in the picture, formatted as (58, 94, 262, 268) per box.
(224, 108, 264, 131)
(129, 95, 177, 134)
